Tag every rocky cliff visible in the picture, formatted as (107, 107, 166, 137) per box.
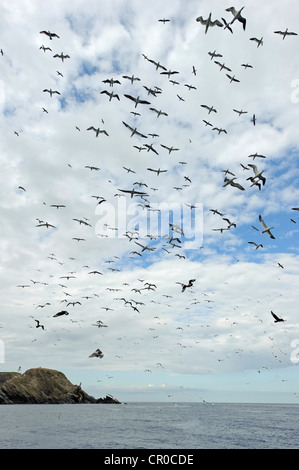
(0, 368, 121, 404)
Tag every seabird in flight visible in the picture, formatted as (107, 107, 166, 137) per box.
(225, 6, 246, 30)
(39, 45, 52, 52)
(274, 28, 297, 40)
(124, 94, 151, 108)
(87, 126, 109, 137)
(223, 177, 245, 190)
(40, 30, 60, 40)
(100, 90, 120, 101)
(53, 311, 69, 317)
(250, 37, 263, 47)
(35, 320, 44, 330)
(53, 52, 70, 61)
(176, 279, 196, 292)
(247, 164, 266, 187)
(201, 104, 217, 114)
(122, 74, 141, 84)
(122, 121, 148, 138)
(150, 107, 168, 117)
(43, 88, 60, 97)
(117, 188, 149, 198)
(248, 242, 263, 249)
(196, 13, 223, 34)
(102, 78, 121, 87)
(259, 215, 275, 239)
(271, 311, 285, 323)
(89, 349, 104, 358)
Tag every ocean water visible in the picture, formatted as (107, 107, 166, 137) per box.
(0, 402, 298, 449)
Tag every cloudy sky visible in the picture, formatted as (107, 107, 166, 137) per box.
(1, 0, 299, 403)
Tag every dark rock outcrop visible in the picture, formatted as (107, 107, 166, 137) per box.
(0, 368, 121, 404)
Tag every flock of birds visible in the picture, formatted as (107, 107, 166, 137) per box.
(3, 5, 299, 397)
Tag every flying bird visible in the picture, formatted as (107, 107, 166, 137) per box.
(274, 28, 297, 40)
(271, 311, 285, 323)
(122, 121, 147, 138)
(176, 279, 196, 292)
(247, 164, 266, 187)
(248, 242, 263, 249)
(100, 90, 120, 101)
(35, 320, 44, 330)
(89, 349, 104, 358)
(160, 144, 179, 154)
(201, 104, 217, 114)
(223, 177, 245, 190)
(259, 215, 275, 239)
(122, 74, 140, 84)
(225, 6, 246, 30)
(150, 108, 168, 118)
(124, 94, 151, 108)
(196, 13, 223, 34)
(233, 109, 248, 116)
(160, 69, 179, 78)
(117, 188, 148, 198)
(53, 311, 69, 317)
(53, 52, 70, 61)
(147, 168, 168, 175)
(221, 17, 233, 33)
(43, 88, 60, 97)
(102, 78, 121, 87)
(250, 37, 263, 47)
(208, 50, 223, 60)
(36, 222, 56, 228)
(214, 61, 231, 72)
(40, 30, 59, 40)
(226, 74, 240, 83)
(87, 126, 109, 137)
(39, 45, 52, 52)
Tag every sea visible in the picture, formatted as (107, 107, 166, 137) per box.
(0, 402, 298, 451)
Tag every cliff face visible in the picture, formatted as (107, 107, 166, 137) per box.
(0, 368, 120, 404)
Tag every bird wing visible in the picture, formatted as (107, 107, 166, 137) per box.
(196, 16, 207, 25)
(124, 94, 136, 102)
(258, 215, 267, 229)
(271, 311, 280, 321)
(122, 121, 133, 131)
(210, 19, 223, 27)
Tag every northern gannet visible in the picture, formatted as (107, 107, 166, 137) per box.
(196, 13, 223, 34)
(259, 215, 275, 239)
